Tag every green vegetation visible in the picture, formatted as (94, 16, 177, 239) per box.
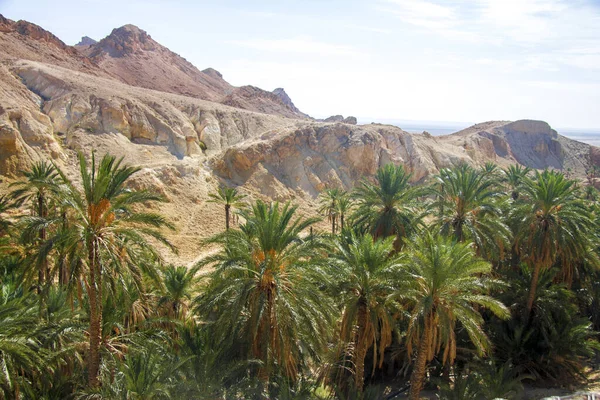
(1, 155, 600, 399)
(208, 186, 246, 230)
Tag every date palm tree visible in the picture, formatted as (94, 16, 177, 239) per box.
(0, 195, 14, 237)
(158, 264, 200, 320)
(10, 161, 59, 304)
(56, 152, 174, 387)
(0, 283, 47, 398)
(502, 164, 531, 201)
(480, 161, 501, 182)
(584, 185, 598, 202)
(195, 200, 334, 387)
(335, 192, 352, 233)
(208, 186, 246, 230)
(352, 164, 422, 249)
(398, 233, 509, 400)
(331, 233, 401, 394)
(318, 188, 343, 234)
(513, 169, 594, 316)
(431, 164, 510, 259)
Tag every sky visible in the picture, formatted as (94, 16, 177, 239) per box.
(1, 0, 600, 130)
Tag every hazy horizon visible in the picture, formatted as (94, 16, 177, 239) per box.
(1, 0, 599, 130)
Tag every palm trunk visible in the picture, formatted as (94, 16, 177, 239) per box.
(257, 298, 274, 399)
(225, 204, 230, 230)
(340, 214, 345, 232)
(331, 215, 335, 235)
(87, 239, 102, 387)
(58, 210, 68, 286)
(453, 221, 463, 242)
(439, 185, 445, 219)
(38, 193, 48, 317)
(354, 301, 368, 393)
(409, 319, 431, 400)
(526, 262, 541, 319)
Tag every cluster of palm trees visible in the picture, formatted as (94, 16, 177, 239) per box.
(197, 161, 600, 399)
(0, 153, 599, 399)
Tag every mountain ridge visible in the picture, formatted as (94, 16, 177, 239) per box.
(0, 14, 308, 119)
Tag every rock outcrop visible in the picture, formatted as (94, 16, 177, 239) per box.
(222, 86, 310, 120)
(74, 36, 97, 47)
(324, 115, 344, 123)
(6, 60, 296, 161)
(439, 119, 589, 173)
(320, 115, 357, 124)
(272, 88, 309, 118)
(213, 118, 598, 200)
(212, 123, 433, 199)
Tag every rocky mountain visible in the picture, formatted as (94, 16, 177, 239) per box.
(0, 15, 598, 263)
(76, 24, 308, 118)
(0, 15, 308, 120)
(80, 24, 233, 102)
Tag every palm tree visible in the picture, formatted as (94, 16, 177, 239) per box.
(158, 264, 200, 320)
(398, 233, 509, 400)
(431, 164, 510, 259)
(318, 188, 343, 234)
(195, 200, 334, 387)
(56, 152, 174, 387)
(0, 195, 14, 237)
(480, 161, 500, 181)
(0, 281, 48, 398)
(584, 185, 598, 202)
(335, 192, 352, 233)
(352, 164, 422, 249)
(119, 345, 188, 399)
(331, 233, 401, 394)
(10, 161, 59, 299)
(208, 186, 246, 230)
(502, 164, 531, 200)
(513, 169, 594, 316)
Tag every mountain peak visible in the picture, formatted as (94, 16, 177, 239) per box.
(90, 24, 157, 57)
(75, 36, 97, 47)
(272, 88, 302, 114)
(202, 67, 223, 79)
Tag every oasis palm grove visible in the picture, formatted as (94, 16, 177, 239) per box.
(0, 153, 598, 399)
